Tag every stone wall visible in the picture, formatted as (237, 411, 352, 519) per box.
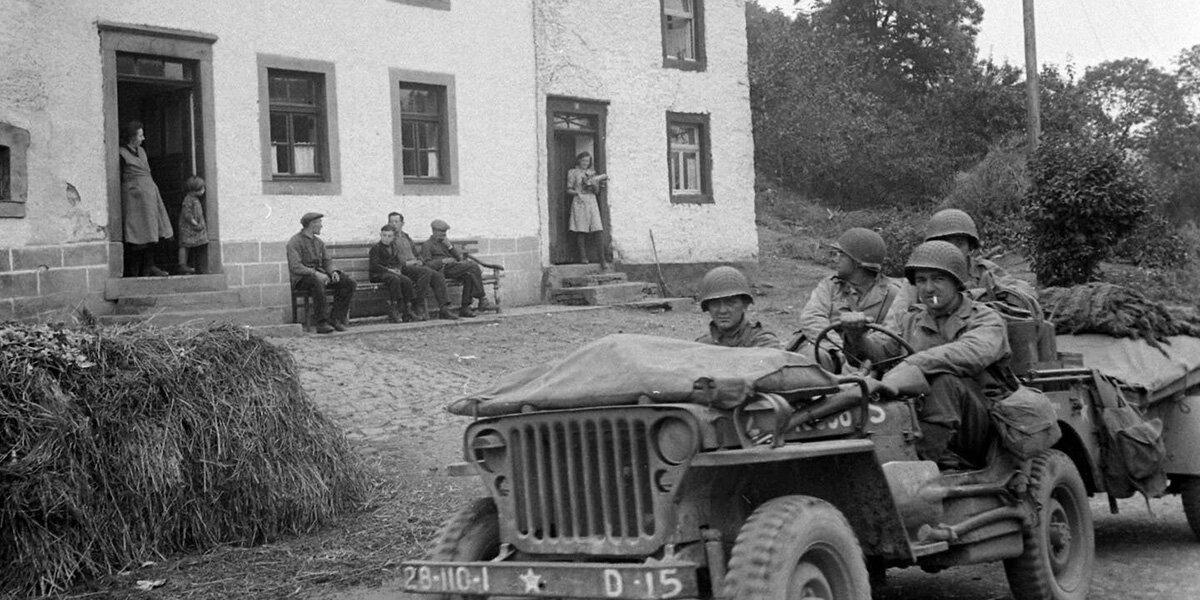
(0, 242, 110, 321)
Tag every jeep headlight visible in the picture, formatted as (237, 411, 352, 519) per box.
(469, 430, 507, 473)
(654, 417, 697, 464)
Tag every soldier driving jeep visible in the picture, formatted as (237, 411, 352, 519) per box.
(840, 240, 1013, 469)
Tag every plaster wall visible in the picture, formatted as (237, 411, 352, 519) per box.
(534, 0, 758, 267)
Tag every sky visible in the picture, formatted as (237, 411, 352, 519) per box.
(751, 0, 1200, 73)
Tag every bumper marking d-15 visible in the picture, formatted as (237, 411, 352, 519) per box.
(400, 560, 699, 598)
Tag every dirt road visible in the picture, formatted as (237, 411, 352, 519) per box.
(278, 257, 1200, 600)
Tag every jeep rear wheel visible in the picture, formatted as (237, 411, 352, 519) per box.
(428, 498, 501, 600)
(723, 495, 870, 600)
(1004, 450, 1094, 600)
(1179, 475, 1200, 541)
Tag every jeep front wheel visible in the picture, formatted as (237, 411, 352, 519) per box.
(1003, 450, 1095, 600)
(427, 498, 501, 600)
(723, 495, 870, 600)
(1179, 475, 1200, 541)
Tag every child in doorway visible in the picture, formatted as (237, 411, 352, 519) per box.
(177, 175, 209, 274)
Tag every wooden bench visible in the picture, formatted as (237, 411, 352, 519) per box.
(290, 239, 503, 329)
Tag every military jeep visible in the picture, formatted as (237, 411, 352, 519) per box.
(398, 330, 1102, 600)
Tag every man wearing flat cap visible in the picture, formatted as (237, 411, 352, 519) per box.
(287, 212, 357, 333)
(419, 219, 492, 318)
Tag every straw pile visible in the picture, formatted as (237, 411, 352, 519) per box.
(0, 321, 368, 596)
(1042, 282, 1200, 349)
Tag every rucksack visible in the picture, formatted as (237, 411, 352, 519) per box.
(989, 384, 1062, 460)
(1091, 372, 1168, 499)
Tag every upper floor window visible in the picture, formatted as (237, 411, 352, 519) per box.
(390, 69, 459, 195)
(269, 70, 325, 178)
(661, 0, 706, 71)
(667, 112, 712, 204)
(257, 55, 341, 195)
(398, 84, 446, 182)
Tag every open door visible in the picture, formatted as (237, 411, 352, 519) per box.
(547, 98, 608, 265)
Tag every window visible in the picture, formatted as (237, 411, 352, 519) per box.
(661, 0, 706, 71)
(0, 146, 9, 202)
(390, 69, 458, 195)
(0, 122, 30, 218)
(667, 113, 712, 204)
(257, 55, 340, 195)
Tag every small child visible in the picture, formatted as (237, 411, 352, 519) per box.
(177, 175, 209, 274)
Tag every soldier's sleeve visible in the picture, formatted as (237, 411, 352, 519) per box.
(906, 306, 1008, 377)
(798, 277, 837, 344)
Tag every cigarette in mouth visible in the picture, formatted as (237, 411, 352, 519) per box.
(932, 294, 939, 305)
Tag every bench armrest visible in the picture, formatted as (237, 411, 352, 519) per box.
(466, 253, 504, 272)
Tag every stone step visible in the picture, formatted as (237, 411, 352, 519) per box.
(560, 272, 629, 287)
(543, 264, 604, 289)
(98, 305, 285, 327)
(550, 281, 657, 306)
(115, 290, 244, 314)
(104, 274, 227, 300)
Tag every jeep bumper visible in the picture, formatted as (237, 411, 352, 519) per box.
(400, 559, 700, 598)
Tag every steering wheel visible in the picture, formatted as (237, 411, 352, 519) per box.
(813, 322, 916, 378)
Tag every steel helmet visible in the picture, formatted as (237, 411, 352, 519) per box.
(830, 227, 886, 272)
(698, 266, 753, 311)
(904, 241, 968, 289)
(925, 208, 980, 250)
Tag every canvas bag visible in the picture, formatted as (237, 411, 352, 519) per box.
(1091, 372, 1168, 499)
(988, 384, 1062, 460)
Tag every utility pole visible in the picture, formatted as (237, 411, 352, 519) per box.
(1023, 0, 1041, 152)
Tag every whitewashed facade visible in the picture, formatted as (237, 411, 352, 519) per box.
(0, 0, 756, 321)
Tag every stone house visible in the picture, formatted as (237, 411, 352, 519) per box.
(0, 0, 757, 323)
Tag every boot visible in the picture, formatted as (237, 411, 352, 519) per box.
(437, 306, 459, 321)
(386, 302, 403, 324)
(176, 264, 196, 275)
(459, 305, 477, 318)
(411, 302, 429, 321)
(477, 296, 493, 312)
(401, 307, 417, 323)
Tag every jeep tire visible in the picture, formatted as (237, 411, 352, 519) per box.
(723, 495, 870, 600)
(427, 498, 501, 600)
(1004, 449, 1095, 600)
(1179, 475, 1200, 541)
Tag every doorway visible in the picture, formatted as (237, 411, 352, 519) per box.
(547, 97, 608, 265)
(101, 23, 218, 280)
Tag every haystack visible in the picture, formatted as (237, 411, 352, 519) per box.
(0, 321, 367, 596)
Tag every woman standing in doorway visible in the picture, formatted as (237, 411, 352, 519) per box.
(120, 120, 173, 277)
(566, 151, 609, 270)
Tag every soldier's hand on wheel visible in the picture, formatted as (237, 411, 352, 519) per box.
(834, 311, 872, 336)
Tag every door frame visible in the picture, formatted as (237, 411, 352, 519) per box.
(100, 22, 219, 276)
(546, 96, 609, 265)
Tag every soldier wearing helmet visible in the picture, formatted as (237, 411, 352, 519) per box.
(695, 266, 782, 349)
(841, 240, 1012, 469)
(924, 208, 1038, 314)
(788, 228, 910, 362)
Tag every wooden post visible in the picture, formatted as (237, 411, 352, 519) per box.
(1023, 0, 1041, 153)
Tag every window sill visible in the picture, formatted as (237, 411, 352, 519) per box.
(662, 58, 707, 72)
(0, 201, 25, 218)
(399, 179, 459, 196)
(263, 178, 341, 196)
(670, 193, 713, 205)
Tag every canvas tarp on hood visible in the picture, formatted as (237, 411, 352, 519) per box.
(447, 333, 841, 417)
(1055, 334, 1200, 404)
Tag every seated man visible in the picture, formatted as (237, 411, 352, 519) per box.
(789, 227, 909, 364)
(841, 241, 1012, 469)
(387, 212, 456, 321)
(924, 208, 1039, 316)
(287, 212, 357, 334)
(368, 224, 419, 323)
(419, 219, 493, 318)
(695, 266, 782, 349)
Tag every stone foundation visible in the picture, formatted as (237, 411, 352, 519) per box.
(0, 242, 110, 321)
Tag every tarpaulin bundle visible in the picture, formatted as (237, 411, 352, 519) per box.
(1041, 282, 1200, 350)
(447, 333, 841, 417)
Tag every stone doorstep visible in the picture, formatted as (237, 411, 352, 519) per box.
(115, 290, 244, 314)
(104, 274, 227, 300)
(559, 272, 629, 288)
(549, 281, 658, 306)
(542, 263, 604, 289)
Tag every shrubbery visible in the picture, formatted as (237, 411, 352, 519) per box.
(941, 139, 1030, 252)
(1024, 134, 1152, 286)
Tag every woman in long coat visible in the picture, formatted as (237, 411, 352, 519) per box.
(120, 120, 173, 277)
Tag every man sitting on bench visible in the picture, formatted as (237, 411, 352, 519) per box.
(420, 219, 493, 318)
(287, 212, 356, 334)
(369, 224, 420, 323)
(387, 212, 456, 321)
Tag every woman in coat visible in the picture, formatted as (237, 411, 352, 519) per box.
(120, 120, 173, 277)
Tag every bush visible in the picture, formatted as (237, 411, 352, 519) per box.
(941, 138, 1030, 252)
(0, 322, 368, 596)
(1024, 134, 1152, 286)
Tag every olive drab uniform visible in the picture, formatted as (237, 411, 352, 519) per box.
(696, 318, 782, 349)
(855, 293, 1011, 468)
(796, 274, 910, 347)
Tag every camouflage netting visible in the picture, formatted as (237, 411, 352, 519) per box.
(0, 321, 367, 596)
(1042, 282, 1200, 349)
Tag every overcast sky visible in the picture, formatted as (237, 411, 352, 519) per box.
(751, 0, 1200, 73)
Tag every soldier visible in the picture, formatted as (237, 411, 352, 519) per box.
(695, 266, 782, 349)
(841, 241, 1012, 469)
(286, 212, 357, 334)
(923, 208, 1039, 315)
(419, 219, 493, 318)
(788, 227, 909, 367)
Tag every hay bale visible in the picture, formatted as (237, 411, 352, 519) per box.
(0, 322, 368, 596)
